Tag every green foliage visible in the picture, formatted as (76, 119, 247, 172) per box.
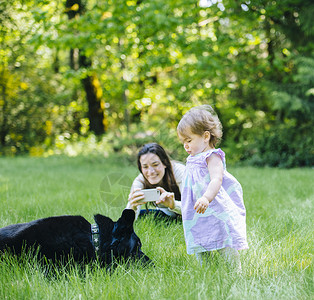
(0, 0, 313, 167)
(0, 65, 87, 155)
(247, 55, 314, 167)
(247, 124, 314, 167)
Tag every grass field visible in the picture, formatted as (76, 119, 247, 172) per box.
(0, 155, 313, 299)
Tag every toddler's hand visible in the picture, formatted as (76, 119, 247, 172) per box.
(194, 196, 210, 214)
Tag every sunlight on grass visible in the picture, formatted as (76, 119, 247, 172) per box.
(0, 156, 313, 299)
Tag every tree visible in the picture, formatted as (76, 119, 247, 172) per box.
(65, 0, 106, 135)
(1, 0, 312, 166)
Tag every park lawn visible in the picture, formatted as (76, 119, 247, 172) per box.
(0, 155, 313, 300)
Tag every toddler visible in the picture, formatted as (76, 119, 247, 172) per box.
(177, 105, 248, 270)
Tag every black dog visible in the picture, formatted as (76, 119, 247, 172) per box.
(0, 209, 151, 267)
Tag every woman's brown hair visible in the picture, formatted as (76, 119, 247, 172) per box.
(137, 143, 181, 201)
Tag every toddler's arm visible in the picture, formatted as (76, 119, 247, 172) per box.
(194, 153, 223, 214)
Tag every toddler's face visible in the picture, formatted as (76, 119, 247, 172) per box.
(178, 130, 211, 156)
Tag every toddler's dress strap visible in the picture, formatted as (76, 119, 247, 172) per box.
(203, 148, 226, 169)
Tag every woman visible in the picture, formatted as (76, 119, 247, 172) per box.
(126, 143, 185, 220)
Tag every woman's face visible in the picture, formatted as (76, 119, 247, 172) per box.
(139, 153, 166, 185)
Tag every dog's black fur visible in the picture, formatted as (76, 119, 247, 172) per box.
(0, 209, 151, 267)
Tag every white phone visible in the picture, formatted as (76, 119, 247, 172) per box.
(141, 189, 161, 202)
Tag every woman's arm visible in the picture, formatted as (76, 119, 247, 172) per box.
(169, 200, 182, 214)
(172, 161, 185, 192)
(155, 162, 185, 214)
(126, 175, 146, 218)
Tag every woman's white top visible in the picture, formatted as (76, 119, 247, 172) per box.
(126, 161, 185, 219)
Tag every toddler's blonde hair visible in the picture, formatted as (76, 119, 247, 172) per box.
(177, 105, 223, 147)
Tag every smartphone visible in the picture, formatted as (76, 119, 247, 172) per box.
(141, 189, 161, 202)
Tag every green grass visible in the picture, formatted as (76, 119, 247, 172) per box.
(0, 155, 313, 299)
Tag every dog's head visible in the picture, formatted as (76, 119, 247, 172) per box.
(94, 209, 151, 266)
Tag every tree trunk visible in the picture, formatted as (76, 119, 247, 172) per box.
(0, 82, 7, 147)
(65, 0, 106, 135)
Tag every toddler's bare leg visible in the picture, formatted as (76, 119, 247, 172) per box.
(218, 247, 242, 272)
(195, 251, 213, 266)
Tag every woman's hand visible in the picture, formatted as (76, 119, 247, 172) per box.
(194, 196, 210, 214)
(155, 187, 175, 209)
(128, 188, 146, 210)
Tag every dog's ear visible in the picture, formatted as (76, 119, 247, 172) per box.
(114, 209, 135, 235)
(94, 214, 114, 229)
(118, 209, 135, 225)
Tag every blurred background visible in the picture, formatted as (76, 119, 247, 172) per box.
(0, 0, 313, 167)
